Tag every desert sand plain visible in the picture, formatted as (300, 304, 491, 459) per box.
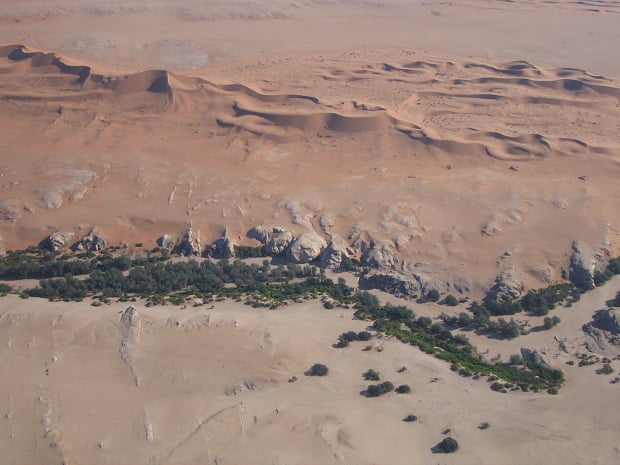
(0, 1, 619, 464)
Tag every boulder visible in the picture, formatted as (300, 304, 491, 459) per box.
(248, 226, 293, 256)
(74, 227, 108, 251)
(157, 234, 175, 249)
(211, 228, 236, 259)
(266, 230, 294, 256)
(583, 309, 620, 355)
(569, 240, 595, 289)
(361, 241, 396, 269)
(320, 238, 348, 269)
(359, 271, 422, 299)
(41, 231, 75, 251)
(287, 232, 326, 263)
(486, 267, 525, 302)
(174, 224, 201, 256)
(247, 225, 274, 244)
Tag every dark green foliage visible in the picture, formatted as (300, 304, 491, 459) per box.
(0, 283, 12, 293)
(444, 294, 459, 306)
(309, 363, 329, 376)
(600, 363, 614, 375)
(340, 257, 361, 271)
(234, 245, 268, 259)
(593, 257, 620, 286)
(403, 415, 417, 422)
(395, 384, 411, 394)
(438, 437, 459, 453)
(363, 369, 381, 381)
(509, 354, 523, 365)
(366, 381, 394, 397)
(543, 315, 561, 330)
(478, 422, 490, 430)
(547, 387, 558, 395)
(426, 289, 440, 302)
(356, 331, 372, 341)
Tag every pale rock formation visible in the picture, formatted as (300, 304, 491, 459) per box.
(42, 231, 75, 251)
(487, 267, 525, 302)
(287, 232, 326, 263)
(174, 224, 201, 256)
(320, 237, 348, 269)
(211, 228, 236, 259)
(74, 227, 108, 251)
(361, 240, 396, 269)
(157, 234, 175, 249)
(569, 240, 596, 289)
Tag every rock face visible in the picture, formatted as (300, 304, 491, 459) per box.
(361, 241, 396, 269)
(0, 235, 6, 257)
(486, 267, 525, 302)
(360, 271, 422, 299)
(211, 229, 235, 259)
(520, 348, 551, 370)
(41, 231, 75, 251)
(360, 265, 471, 299)
(287, 232, 326, 263)
(583, 308, 620, 356)
(175, 225, 201, 256)
(0, 200, 20, 221)
(320, 238, 348, 269)
(157, 234, 175, 249)
(569, 240, 596, 289)
(247, 226, 294, 256)
(74, 227, 108, 251)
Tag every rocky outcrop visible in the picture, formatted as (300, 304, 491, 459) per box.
(247, 226, 294, 256)
(74, 227, 108, 251)
(41, 231, 75, 251)
(360, 265, 471, 300)
(520, 348, 551, 370)
(361, 240, 396, 269)
(0, 235, 6, 257)
(583, 308, 620, 356)
(569, 240, 596, 289)
(360, 271, 422, 299)
(0, 200, 20, 221)
(174, 224, 201, 256)
(287, 232, 326, 263)
(486, 267, 525, 302)
(320, 238, 348, 269)
(157, 234, 175, 249)
(211, 228, 235, 259)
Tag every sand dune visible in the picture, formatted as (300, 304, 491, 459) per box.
(0, 43, 619, 293)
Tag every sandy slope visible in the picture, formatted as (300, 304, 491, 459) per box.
(0, 277, 619, 465)
(0, 42, 618, 293)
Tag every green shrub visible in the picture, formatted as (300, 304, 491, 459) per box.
(403, 415, 417, 422)
(363, 369, 381, 381)
(438, 437, 459, 453)
(395, 384, 411, 394)
(427, 289, 440, 302)
(366, 381, 394, 397)
(444, 294, 459, 306)
(309, 363, 329, 376)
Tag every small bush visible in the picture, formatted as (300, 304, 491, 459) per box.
(309, 363, 329, 376)
(357, 331, 372, 341)
(478, 422, 490, 430)
(366, 381, 394, 397)
(444, 294, 459, 306)
(427, 289, 440, 302)
(438, 437, 459, 453)
(364, 369, 381, 381)
(395, 384, 411, 394)
(547, 387, 558, 395)
(403, 415, 418, 422)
